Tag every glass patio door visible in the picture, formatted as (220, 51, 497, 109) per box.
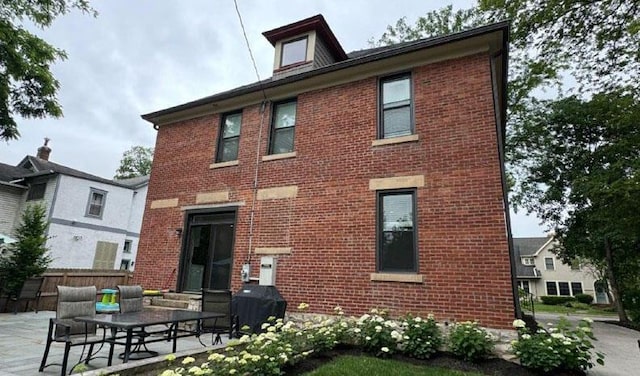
(181, 212, 235, 292)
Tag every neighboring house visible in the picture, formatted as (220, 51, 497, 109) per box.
(0, 139, 148, 270)
(135, 15, 514, 328)
(513, 236, 610, 304)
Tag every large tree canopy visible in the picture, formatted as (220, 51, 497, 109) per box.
(114, 145, 154, 179)
(510, 89, 640, 321)
(0, 0, 95, 141)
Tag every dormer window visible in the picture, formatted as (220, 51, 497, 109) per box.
(281, 37, 308, 67)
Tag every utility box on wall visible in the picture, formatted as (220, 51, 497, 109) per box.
(259, 256, 277, 286)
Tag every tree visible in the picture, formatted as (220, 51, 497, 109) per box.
(509, 89, 640, 322)
(114, 145, 154, 179)
(369, 5, 486, 46)
(0, 0, 96, 141)
(0, 203, 52, 296)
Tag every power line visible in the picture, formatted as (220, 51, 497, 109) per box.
(233, 0, 267, 101)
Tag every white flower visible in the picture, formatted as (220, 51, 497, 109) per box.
(353, 328, 361, 333)
(579, 327, 591, 332)
(582, 317, 593, 323)
(512, 319, 526, 328)
(261, 323, 270, 330)
(182, 356, 195, 365)
(365, 336, 371, 341)
(229, 370, 236, 375)
(521, 334, 531, 340)
(298, 302, 309, 310)
(381, 347, 389, 353)
(415, 317, 422, 322)
(375, 325, 382, 332)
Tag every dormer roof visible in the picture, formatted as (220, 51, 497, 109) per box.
(262, 14, 347, 61)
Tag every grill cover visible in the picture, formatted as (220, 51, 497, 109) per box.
(232, 284, 287, 334)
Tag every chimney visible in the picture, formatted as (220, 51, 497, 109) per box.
(36, 138, 52, 161)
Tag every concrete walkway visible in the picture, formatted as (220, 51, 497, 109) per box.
(535, 312, 640, 376)
(0, 311, 226, 376)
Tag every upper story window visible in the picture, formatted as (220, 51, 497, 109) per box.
(379, 74, 413, 139)
(544, 257, 555, 270)
(280, 37, 308, 67)
(522, 257, 534, 265)
(378, 190, 417, 272)
(86, 188, 107, 219)
(269, 99, 297, 154)
(27, 183, 46, 201)
(216, 111, 242, 162)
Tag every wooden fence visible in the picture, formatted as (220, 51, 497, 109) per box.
(1, 268, 134, 312)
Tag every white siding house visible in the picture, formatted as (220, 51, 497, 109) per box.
(513, 236, 610, 304)
(0, 141, 148, 270)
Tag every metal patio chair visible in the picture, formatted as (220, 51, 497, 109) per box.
(116, 285, 165, 359)
(8, 276, 44, 314)
(39, 285, 110, 376)
(200, 289, 236, 345)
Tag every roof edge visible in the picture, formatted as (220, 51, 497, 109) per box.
(142, 21, 509, 124)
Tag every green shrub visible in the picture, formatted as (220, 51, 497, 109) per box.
(574, 293, 594, 304)
(354, 309, 398, 357)
(448, 321, 494, 362)
(401, 314, 442, 359)
(540, 296, 575, 305)
(622, 288, 640, 323)
(568, 302, 591, 310)
(511, 317, 604, 373)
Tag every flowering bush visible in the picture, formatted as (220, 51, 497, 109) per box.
(448, 321, 495, 362)
(353, 309, 398, 357)
(400, 314, 442, 359)
(511, 317, 605, 372)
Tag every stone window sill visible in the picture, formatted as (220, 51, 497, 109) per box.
(370, 273, 423, 283)
(209, 160, 239, 169)
(371, 134, 419, 147)
(262, 152, 297, 162)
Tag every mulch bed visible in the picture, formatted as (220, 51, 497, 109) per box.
(283, 346, 585, 376)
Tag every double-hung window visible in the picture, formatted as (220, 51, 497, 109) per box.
(546, 281, 558, 295)
(86, 188, 107, 218)
(269, 100, 297, 154)
(379, 74, 413, 139)
(216, 111, 242, 162)
(377, 190, 417, 272)
(544, 257, 555, 270)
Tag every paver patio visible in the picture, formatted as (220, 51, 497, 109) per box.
(0, 311, 226, 376)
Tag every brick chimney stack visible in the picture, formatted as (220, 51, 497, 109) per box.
(36, 137, 52, 161)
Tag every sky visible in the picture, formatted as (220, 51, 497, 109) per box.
(1, 0, 546, 237)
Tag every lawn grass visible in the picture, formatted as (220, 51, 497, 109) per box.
(302, 355, 483, 376)
(524, 303, 617, 316)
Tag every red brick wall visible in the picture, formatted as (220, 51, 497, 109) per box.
(135, 52, 515, 328)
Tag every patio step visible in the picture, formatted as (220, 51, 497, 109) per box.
(151, 297, 190, 309)
(163, 292, 200, 301)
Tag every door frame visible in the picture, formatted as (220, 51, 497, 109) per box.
(177, 207, 238, 293)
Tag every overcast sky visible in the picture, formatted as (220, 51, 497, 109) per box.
(0, 0, 546, 236)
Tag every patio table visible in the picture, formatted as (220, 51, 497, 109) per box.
(75, 309, 224, 363)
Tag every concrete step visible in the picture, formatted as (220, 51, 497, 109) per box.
(151, 298, 190, 309)
(162, 292, 200, 301)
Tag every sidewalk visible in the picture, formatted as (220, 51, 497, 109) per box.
(535, 312, 640, 376)
(0, 311, 225, 376)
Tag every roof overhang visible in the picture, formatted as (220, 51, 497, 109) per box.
(142, 21, 509, 139)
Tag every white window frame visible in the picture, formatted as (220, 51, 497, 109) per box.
(85, 188, 107, 219)
(544, 257, 555, 270)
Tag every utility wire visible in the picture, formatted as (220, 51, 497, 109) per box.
(233, 0, 268, 101)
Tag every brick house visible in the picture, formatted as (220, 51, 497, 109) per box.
(135, 15, 516, 328)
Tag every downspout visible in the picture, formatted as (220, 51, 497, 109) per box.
(489, 27, 521, 319)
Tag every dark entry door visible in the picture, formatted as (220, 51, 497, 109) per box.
(181, 212, 235, 292)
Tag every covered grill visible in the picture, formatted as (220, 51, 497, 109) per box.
(232, 284, 287, 334)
